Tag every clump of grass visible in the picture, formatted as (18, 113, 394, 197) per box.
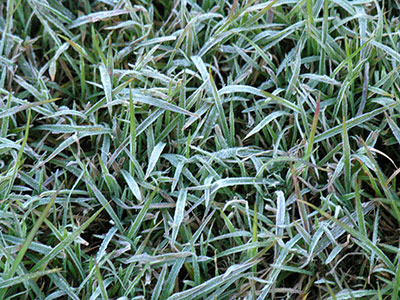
(1, 0, 400, 299)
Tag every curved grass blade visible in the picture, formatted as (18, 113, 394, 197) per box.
(171, 189, 187, 247)
(0, 269, 61, 289)
(314, 103, 396, 143)
(121, 169, 142, 202)
(144, 142, 166, 180)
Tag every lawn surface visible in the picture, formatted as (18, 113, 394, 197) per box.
(1, 0, 400, 299)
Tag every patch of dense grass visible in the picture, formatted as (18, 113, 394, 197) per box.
(1, 0, 400, 299)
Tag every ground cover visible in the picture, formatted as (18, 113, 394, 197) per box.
(1, 0, 400, 299)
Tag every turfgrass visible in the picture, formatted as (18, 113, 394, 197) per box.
(1, 0, 400, 299)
